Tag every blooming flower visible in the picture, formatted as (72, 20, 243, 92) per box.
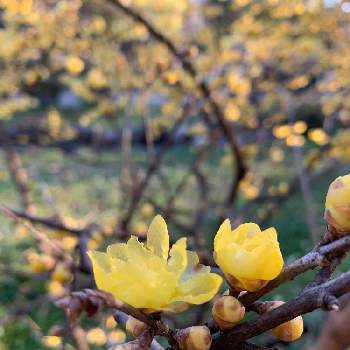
(325, 174, 350, 235)
(88, 215, 222, 311)
(214, 220, 283, 292)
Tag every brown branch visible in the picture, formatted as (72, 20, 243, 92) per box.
(56, 289, 181, 349)
(120, 106, 190, 231)
(104, 0, 246, 208)
(213, 270, 350, 348)
(310, 294, 350, 350)
(5, 145, 35, 215)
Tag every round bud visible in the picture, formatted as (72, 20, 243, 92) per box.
(325, 174, 350, 238)
(175, 326, 212, 350)
(265, 301, 304, 342)
(212, 296, 245, 330)
(52, 263, 71, 283)
(125, 316, 148, 337)
(271, 316, 304, 342)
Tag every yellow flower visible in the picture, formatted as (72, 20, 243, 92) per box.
(214, 220, 283, 292)
(88, 215, 222, 311)
(325, 174, 350, 235)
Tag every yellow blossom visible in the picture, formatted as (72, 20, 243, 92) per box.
(88, 215, 222, 311)
(87, 68, 108, 89)
(214, 220, 283, 292)
(86, 328, 107, 346)
(65, 56, 84, 75)
(42, 336, 62, 348)
(325, 174, 350, 234)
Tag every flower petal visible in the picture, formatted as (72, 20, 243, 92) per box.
(146, 215, 169, 259)
(168, 238, 187, 276)
(214, 219, 232, 253)
(107, 243, 128, 261)
(87, 251, 113, 292)
(172, 272, 222, 304)
(232, 223, 261, 244)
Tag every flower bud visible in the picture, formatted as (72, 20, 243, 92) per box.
(271, 316, 304, 342)
(265, 301, 304, 342)
(125, 316, 148, 337)
(325, 174, 350, 237)
(175, 326, 212, 350)
(52, 263, 72, 283)
(212, 296, 245, 330)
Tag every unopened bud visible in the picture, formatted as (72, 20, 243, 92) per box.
(125, 316, 148, 337)
(175, 326, 212, 350)
(52, 263, 72, 283)
(325, 174, 350, 238)
(212, 296, 245, 330)
(264, 301, 304, 342)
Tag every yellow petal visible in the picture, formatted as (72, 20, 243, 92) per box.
(168, 238, 187, 276)
(262, 227, 278, 242)
(126, 235, 152, 262)
(87, 251, 113, 292)
(146, 215, 169, 259)
(218, 241, 283, 280)
(107, 243, 128, 260)
(214, 219, 232, 253)
(232, 223, 261, 244)
(173, 273, 222, 304)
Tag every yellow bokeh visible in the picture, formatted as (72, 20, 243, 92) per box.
(86, 328, 107, 346)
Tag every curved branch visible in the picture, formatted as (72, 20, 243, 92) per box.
(104, 0, 246, 206)
(213, 270, 350, 348)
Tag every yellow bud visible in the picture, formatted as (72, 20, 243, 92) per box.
(175, 326, 212, 350)
(65, 56, 84, 75)
(42, 335, 62, 348)
(105, 315, 118, 329)
(325, 174, 350, 236)
(264, 301, 304, 342)
(212, 296, 245, 330)
(271, 316, 304, 342)
(140, 203, 155, 218)
(126, 316, 148, 337)
(86, 328, 107, 346)
(52, 263, 71, 283)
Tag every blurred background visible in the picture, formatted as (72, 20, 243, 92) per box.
(0, 0, 350, 349)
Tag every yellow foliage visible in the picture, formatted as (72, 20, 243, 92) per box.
(224, 102, 240, 122)
(273, 125, 292, 139)
(42, 336, 62, 349)
(308, 128, 329, 145)
(269, 146, 284, 162)
(108, 329, 126, 343)
(87, 68, 108, 89)
(65, 56, 85, 75)
(0, 0, 32, 15)
(286, 134, 305, 147)
(48, 280, 66, 299)
(105, 315, 118, 329)
(86, 328, 107, 346)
